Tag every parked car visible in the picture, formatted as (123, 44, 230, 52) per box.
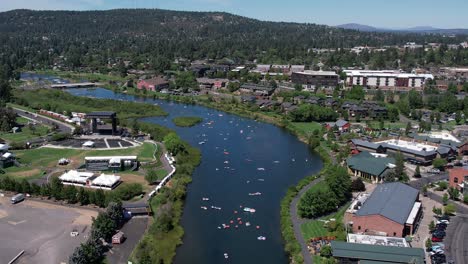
(431, 253, 446, 264)
(429, 168, 441, 174)
(430, 248, 445, 255)
(437, 219, 450, 225)
(432, 236, 443, 242)
(433, 230, 446, 238)
(11, 193, 25, 204)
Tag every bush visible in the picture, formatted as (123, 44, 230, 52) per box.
(351, 178, 366, 192)
(320, 245, 333, 258)
(432, 158, 447, 170)
(51, 132, 71, 141)
(444, 204, 456, 215)
(448, 187, 460, 200)
(145, 169, 159, 184)
(437, 181, 448, 191)
(464, 195, 468, 204)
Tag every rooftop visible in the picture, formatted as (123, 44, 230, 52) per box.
(295, 70, 338, 76)
(331, 241, 425, 264)
(86, 111, 116, 118)
(347, 234, 409, 247)
(375, 138, 438, 153)
(356, 182, 419, 225)
(347, 151, 395, 178)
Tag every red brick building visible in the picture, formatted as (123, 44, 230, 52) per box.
(137, 76, 169, 92)
(448, 167, 468, 192)
(347, 182, 422, 237)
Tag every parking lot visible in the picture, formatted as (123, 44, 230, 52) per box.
(446, 214, 468, 264)
(0, 196, 97, 264)
(49, 138, 134, 149)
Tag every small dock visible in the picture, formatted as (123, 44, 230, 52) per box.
(50, 82, 103, 89)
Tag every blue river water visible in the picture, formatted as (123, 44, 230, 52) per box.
(21, 72, 323, 264)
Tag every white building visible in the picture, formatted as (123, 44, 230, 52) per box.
(343, 70, 434, 91)
(59, 170, 121, 190)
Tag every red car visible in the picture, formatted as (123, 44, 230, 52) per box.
(432, 236, 443, 242)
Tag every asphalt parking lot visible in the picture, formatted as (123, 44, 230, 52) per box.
(0, 197, 97, 264)
(446, 214, 468, 264)
(106, 217, 149, 264)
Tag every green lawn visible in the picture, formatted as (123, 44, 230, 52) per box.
(365, 121, 406, 130)
(0, 117, 50, 144)
(155, 168, 168, 180)
(3, 142, 156, 179)
(290, 122, 322, 137)
(301, 202, 350, 241)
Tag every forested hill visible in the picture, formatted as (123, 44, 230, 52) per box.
(0, 9, 466, 66)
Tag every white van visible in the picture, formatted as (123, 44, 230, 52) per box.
(11, 193, 25, 204)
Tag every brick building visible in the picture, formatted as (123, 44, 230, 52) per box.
(448, 167, 468, 195)
(137, 76, 169, 92)
(346, 182, 422, 237)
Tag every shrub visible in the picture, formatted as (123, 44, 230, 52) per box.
(351, 178, 366, 192)
(444, 204, 456, 215)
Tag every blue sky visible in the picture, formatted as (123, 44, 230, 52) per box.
(0, 0, 467, 28)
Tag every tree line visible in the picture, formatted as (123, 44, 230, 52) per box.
(0, 176, 142, 208)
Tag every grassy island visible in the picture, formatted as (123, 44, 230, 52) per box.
(172, 116, 203, 127)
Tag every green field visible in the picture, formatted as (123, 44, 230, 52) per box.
(300, 202, 350, 241)
(155, 168, 168, 180)
(172, 116, 203, 127)
(2, 142, 156, 179)
(0, 117, 50, 144)
(290, 122, 322, 137)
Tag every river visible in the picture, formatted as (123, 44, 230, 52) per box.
(21, 73, 323, 264)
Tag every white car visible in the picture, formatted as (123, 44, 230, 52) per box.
(437, 220, 449, 225)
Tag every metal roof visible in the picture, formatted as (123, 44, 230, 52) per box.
(331, 241, 425, 264)
(356, 182, 419, 225)
(347, 151, 395, 178)
(87, 111, 116, 118)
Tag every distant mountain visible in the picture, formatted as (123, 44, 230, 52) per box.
(336, 23, 468, 35)
(335, 23, 381, 32)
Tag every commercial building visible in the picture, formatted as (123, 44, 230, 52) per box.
(349, 137, 453, 165)
(137, 76, 169, 92)
(331, 241, 425, 264)
(346, 151, 395, 183)
(343, 70, 434, 91)
(85, 156, 138, 171)
(291, 70, 339, 90)
(448, 167, 468, 195)
(196, 78, 229, 90)
(346, 182, 422, 237)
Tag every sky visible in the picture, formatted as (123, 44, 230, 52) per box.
(0, 0, 467, 29)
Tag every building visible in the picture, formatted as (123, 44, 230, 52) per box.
(331, 241, 425, 264)
(85, 156, 138, 171)
(137, 76, 169, 92)
(448, 167, 468, 195)
(291, 70, 339, 90)
(347, 233, 409, 247)
(349, 138, 443, 166)
(343, 70, 434, 91)
(347, 182, 422, 237)
(0, 144, 15, 169)
(86, 111, 118, 135)
(324, 119, 350, 132)
(346, 151, 395, 183)
(239, 83, 276, 97)
(196, 78, 229, 90)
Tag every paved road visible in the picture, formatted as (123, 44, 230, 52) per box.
(409, 173, 468, 263)
(290, 177, 324, 264)
(12, 107, 74, 134)
(446, 214, 468, 264)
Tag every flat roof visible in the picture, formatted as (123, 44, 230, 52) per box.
(419, 131, 461, 143)
(331, 241, 425, 264)
(295, 70, 338, 76)
(347, 234, 409, 247)
(406, 202, 422, 225)
(59, 170, 94, 183)
(85, 156, 138, 161)
(375, 139, 438, 152)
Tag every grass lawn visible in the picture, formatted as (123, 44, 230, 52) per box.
(290, 122, 322, 137)
(155, 168, 168, 180)
(172, 116, 203, 127)
(300, 201, 350, 241)
(365, 121, 406, 130)
(3, 142, 156, 179)
(0, 117, 50, 144)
